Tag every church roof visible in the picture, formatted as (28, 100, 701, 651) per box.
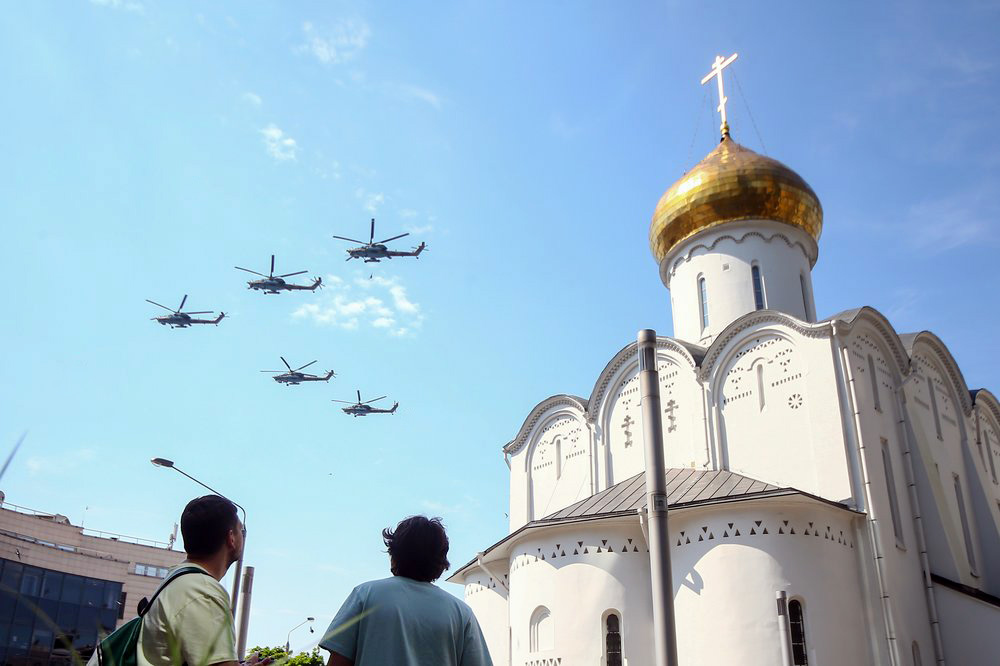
(447, 468, 839, 582)
(543, 468, 780, 521)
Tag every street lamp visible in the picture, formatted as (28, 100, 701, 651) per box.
(149, 458, 247, 622)
(286, 617, 315, 653)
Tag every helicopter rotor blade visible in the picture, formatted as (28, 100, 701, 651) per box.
(357, 389, 362, 403)
(235, 266, 268, 277)
(333, 235, 366, 244)
(369, 218, 375, 245)
(296, 360, 318, 371)
(183, 311, 214, 315)
(331, 399, 356, 404)
(280, 356, 293, 372)
(277, 270, 308, 278)
(260, 370, 282, 373)
(178, 295, 188, 311)
(362, 395, 387, 405)
(270, 254, 275, 277)
(146, 299, 175, 312)
(377, 233, 409, 244)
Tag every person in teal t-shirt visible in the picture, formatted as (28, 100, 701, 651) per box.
(320, 516, 493, 666)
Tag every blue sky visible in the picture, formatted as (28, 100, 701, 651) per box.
(2, 0, 998, 651)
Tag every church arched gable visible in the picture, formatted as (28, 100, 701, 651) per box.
(524, 410, 589, 522)
(833, 306, 910, 380)
(589, 343, 703, 488)
(905, 332, 973, 416)
(709, 325, 817, 489)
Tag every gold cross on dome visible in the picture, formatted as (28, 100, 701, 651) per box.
(701, 52, 739, 138)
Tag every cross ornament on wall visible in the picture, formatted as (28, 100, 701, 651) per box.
(664, 399, 678, 433)
(701, 52, 738, 138)
(622, 414, 634, 448)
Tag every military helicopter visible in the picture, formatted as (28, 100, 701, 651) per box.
(333, 218, 426, 263)
(235, 255, 321, 294)
(261, 357, 335, 385)
(332, 390, 399, 417)
(146, 295, 225, 328)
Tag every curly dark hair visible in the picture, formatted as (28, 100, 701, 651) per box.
(382, 515, 450, 582)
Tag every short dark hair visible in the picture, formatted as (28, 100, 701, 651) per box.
(181, 495, 239, 558)
(382, 516, 450, 582)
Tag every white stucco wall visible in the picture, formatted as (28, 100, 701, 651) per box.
(934, 583, 1000, 664)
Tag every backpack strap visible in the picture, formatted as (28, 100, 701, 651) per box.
(137, 566, 211, 616)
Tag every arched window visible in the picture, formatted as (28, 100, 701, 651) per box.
(554, 437, 562, 479)
(529, 606, 552, 652)
(789, 600, 808, 665)
(605, 613, 623, 666)
(751, 264, 766, 310)
(927, 374, 942, 440)
(698, 277, 709, 330)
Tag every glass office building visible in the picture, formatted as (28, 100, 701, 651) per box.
(0, 557, 123, 665)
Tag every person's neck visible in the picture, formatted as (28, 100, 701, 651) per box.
(185, 553, 231, 581)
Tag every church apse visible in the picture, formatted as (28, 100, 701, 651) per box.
(526, 416, 589, 522)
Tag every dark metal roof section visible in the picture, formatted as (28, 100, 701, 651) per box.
(541, 468, 781, 522)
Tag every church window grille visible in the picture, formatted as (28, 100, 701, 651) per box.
(752, 264, 766, 310)
(605, 613, 623, 666)
(953, 474, 978, 576)
(699, 277, 709, 330)
(927, 375, 942, 440)
(868, 355, 881, 412)
(529, 606, 553, 652)
(912, 641, 923, 665)
(788, 599, 808, 665)
(881, 439, 905, 547)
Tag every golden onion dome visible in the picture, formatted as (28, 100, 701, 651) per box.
(649, 136, 823, 264)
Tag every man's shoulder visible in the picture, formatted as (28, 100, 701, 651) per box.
(365, 577, 472, 613)
(160, 566, 228, 609)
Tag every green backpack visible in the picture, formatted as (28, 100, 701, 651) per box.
(95, 566, 209, 666)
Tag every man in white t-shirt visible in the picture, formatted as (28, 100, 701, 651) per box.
(320, 516, 493, 666)
(137, 495, 246, 666)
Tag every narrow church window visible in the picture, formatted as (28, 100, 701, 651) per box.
(799, 273, 813, 322)
(985, 428, 998, 485)
(605, 613, 623, 666)
(912, 641, 923, 665)
(788, 600, 808, 665)
(927, 374, 942, 440)
(881, 439, 904, 547)
(756, 364, 766, 411)
(953, 474, 978, 576)
(554, 437, 562, 479)
(752, 264, 766, 310)
(868, 355, 881, 412)
(699, 277, 709, 330)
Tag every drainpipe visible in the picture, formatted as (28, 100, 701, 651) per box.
(637, 507, 650, 546)
(838, 334, 899, 664)
(477, 552, 509, 593)
(775, 591, 793, 666)
(894, 387, 946, 665)
(700, 382, 713, 468)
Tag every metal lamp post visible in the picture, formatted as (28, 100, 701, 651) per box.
(285, 617, 315, 653)
(150, 457, 248, 653)
(637, 330, 679, 666)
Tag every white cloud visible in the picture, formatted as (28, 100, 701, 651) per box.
(398, 209, 419, 218)
(260, 123, 299, 162)
(904, 186, 997, 253)
(242, 92, 262, 107)
(404, 223, 434, 235)
(90, 0, 143, 13)
(294, 275, 423, 336)
(355, 188, 385, 213)
(299, 19, 370, 65)
(394, 84, 442, 109)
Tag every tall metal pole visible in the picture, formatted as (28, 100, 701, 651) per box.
(236, 566, 254, 660)
(150, 459, 245, 619)
(637, 329, 678, 666)
(776, 591, 794, 666)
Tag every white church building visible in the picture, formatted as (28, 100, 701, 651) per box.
(449, 60, 1000, 665)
